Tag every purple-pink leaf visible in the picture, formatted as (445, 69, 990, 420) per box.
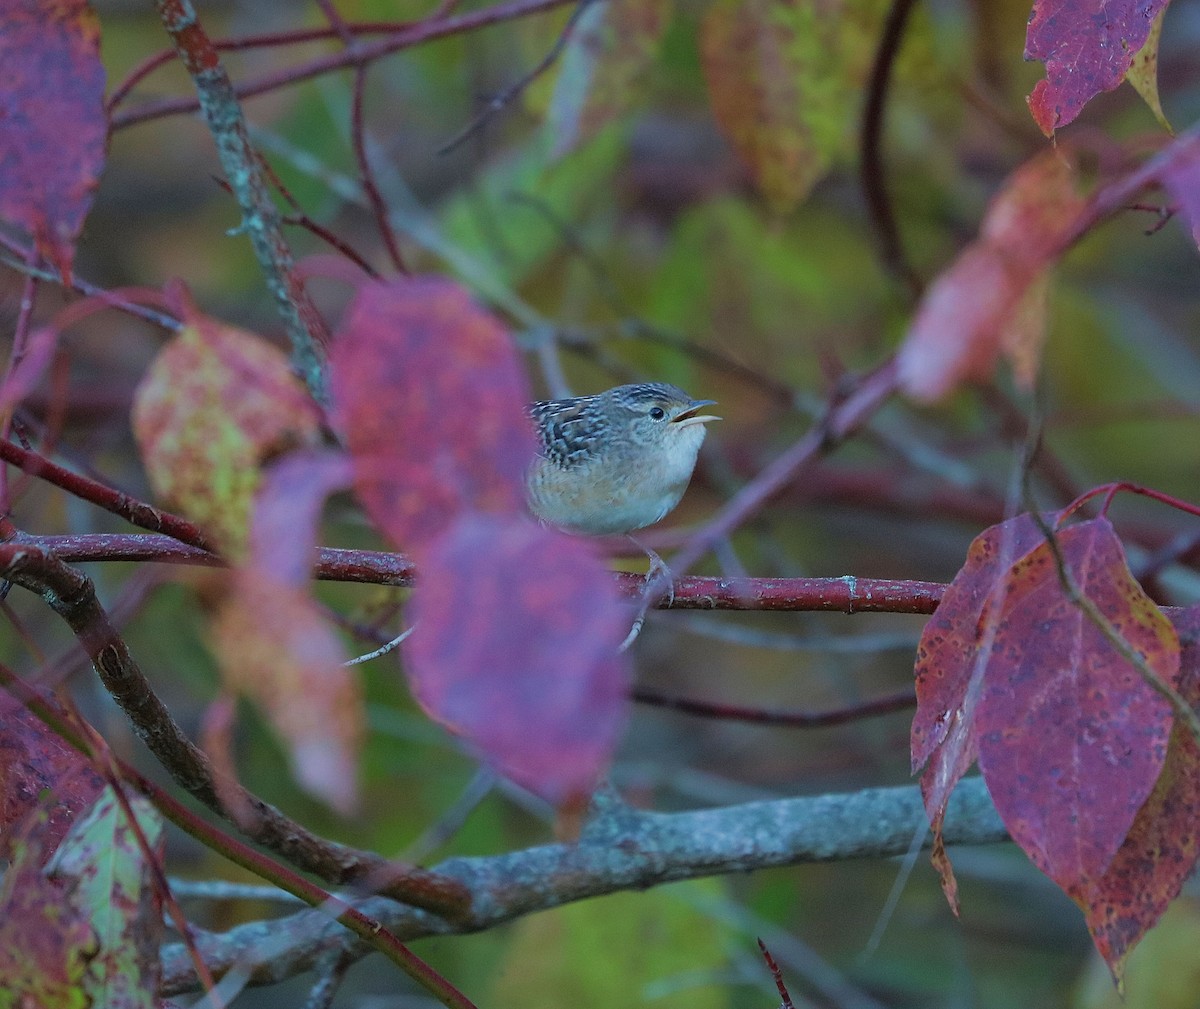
(0, 0, 107, 277)
(1025, 0, 1172, 136)
(250, 449, 353, 588)
(975, 519, 1178, 889)
(330, 276, 535, 551)
(1156, 131, 1200, 250)
(404, 513, 631, 807)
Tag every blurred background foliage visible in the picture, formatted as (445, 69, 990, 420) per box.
(5, 0, 1200, 1006)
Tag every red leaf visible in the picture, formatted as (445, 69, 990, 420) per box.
(329, 276, 535, 550)
(976, 518, 1179, 888)
(1070, 604, 1200, 984)
(1025, 0, 1171, 136)
(0, 0, 107, 278)
(0, 690, 104, 864)
(911, 513, 1050, 907)
(404, 513, 631, 807)
(898, 150, 1085, 402)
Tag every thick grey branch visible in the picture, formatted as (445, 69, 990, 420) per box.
(161, 777, 1006, 993)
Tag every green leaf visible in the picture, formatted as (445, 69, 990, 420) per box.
(47, 788, 165, 1009)
(1124, 7, 1172, 134)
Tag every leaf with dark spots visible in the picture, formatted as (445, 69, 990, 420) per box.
(1069, 604, 1200, 985)
(47, 787, 164, 1009)
(1025, 0, 1172, 136)
(1124, 6, 1171, 132)
(0, 0, 107, 277)
(911, 512, 1052, 908)
(329, 276, 535, 550)
(404, 513, 631, 807)
(0, 691, 104, 865)
(976, 518, 1179, 891)
(700, 0, 859, 214)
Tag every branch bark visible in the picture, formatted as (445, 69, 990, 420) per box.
(160, 777, 1007, 993)
(153, 0, 329, 400)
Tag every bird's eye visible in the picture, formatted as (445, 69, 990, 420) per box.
(649, 406, 666, 420)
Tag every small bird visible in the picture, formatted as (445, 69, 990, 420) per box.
(527, 383, 719, 537)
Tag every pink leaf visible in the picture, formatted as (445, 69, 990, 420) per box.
(898, 150, 1084, 402)
(404, 513, 631, 807)
(250, 449, 353, 588)
(330, 276, 535, 550)
(0, 0, 107, 277)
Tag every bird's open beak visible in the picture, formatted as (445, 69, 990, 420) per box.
(672, 399, 720, 428)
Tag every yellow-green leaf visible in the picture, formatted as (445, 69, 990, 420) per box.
(131, 295, 322, 559)
(700, 0, 854, 214)
(1124, 6, 1172, 134)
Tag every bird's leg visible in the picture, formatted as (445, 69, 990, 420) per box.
(618, 535, 675, 651)
(627, 534, 674, 607)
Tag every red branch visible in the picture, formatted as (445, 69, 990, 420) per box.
(14, 532, 944, 613)
(0, 439, 215, 551)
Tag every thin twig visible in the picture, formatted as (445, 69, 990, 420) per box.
(858, 0, 923, 299)
(437, 0, 596, 155)
(0, 245, 40, 513)
(756, 939, 795, 1009)
(343, 626, 415, 665)
(631, 686, 915, 727)
(316, 0, 408, 273)
(113, 0, 578, 131)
